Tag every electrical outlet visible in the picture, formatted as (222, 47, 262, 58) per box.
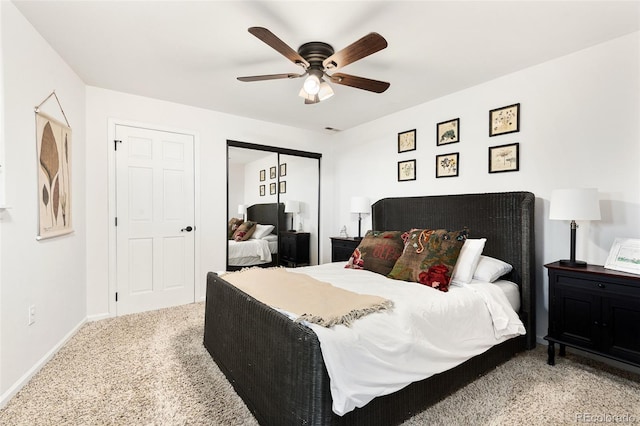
(28, 304, 35, 326)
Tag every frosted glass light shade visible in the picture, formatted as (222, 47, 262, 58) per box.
(549, 188, 601, 221)
(318, 81, 334, 101)
(303, 74, 320, 95)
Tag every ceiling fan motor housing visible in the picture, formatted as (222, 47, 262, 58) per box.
(298, 42, 335, 70)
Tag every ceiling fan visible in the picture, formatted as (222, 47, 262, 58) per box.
(237, 27, 390, 104)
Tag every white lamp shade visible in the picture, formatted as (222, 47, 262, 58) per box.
(237, 204, 247, 215)
(549, 188, 601, 221)
(284, 200, 300, 213)
(350, 196, 370, 214)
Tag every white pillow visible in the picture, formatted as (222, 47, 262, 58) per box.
(473, 255, 513, 282)
(451, 238, 486, 284)
(251, 224, 275, 239)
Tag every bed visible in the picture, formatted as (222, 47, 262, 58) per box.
(206, 191, 536, 425)
(227, 203, 287, 270)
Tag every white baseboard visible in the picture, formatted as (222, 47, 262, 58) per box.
(0, 317, 87, 409)
(87, 312, 112, 322)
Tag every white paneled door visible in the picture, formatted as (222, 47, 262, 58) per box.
(115, 125, 195, 315)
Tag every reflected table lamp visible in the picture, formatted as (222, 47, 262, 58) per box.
(350, 196, 370, 239)
(549, 188, 601, 267)
(237, 204, 247, 221)
(284, 200, 299, 231)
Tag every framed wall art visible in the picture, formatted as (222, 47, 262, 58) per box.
(270, 166, 277, 179)
(398, 159, 416, 181)
(398, 129, 416, 153)
(36, 111, 73, 240)
(489, 142, 519, 173)
(436, 152, 459, 178)
(489, 103, 520, 136)
(279, 181, 286, 194)
(436, 118, 459, 146)
(605, 238, 640, 275)
(259, 169, 266, 182)
(270, 182, 276, 195)
(279, 163, 287, 177)
(259, 184, 265, 196)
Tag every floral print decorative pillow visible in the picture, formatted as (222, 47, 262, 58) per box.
(345, 230, 404, 276)
(387, 228, 468, 292)
(232, 221, 257, 241)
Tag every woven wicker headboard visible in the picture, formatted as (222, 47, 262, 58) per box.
(247, 203, 286, 233)
(372, 191, 536, 348)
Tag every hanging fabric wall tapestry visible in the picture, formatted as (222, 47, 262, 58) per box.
(35, 92, 72, 239)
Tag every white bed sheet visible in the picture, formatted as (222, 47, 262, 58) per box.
(285, 262, 525, 416)
(228, 236, 278, 266)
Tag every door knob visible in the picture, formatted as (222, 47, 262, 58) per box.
(181, 226, 193, 232)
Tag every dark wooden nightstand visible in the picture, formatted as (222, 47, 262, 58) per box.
(545, 261, 640, 368)
(330, 237, 362, 262)
(279, 232, 310, 267)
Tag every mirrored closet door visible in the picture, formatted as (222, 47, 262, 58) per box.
(226, 141, 321, 271)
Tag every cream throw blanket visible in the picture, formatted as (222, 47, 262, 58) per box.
(222, 267, 393, 327)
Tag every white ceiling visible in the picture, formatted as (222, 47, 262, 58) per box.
(13, 1, 640, 133)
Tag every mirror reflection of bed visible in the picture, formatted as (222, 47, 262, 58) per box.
(227, 203, 286, 271)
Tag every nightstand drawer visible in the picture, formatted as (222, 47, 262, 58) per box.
(330, 237, 361, 262)
(553, 272, 639, 297)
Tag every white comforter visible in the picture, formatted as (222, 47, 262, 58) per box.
(228, 239, 272, 262)
(287, 262, 526, 416)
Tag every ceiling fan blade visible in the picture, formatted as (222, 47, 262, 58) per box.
(323, 33, 388, 70)
(329, 73, 390, 93)
(237, 73, 304, 82)
(248, 27, 310, 68)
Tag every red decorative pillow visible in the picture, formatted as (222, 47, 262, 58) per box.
(387, 228, 469, 289)
(232, 221, 256, 241)
(345, 231, 404, 276)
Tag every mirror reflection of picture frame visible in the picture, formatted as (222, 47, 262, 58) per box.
(489, 103, 520, 136)
(605, 238, 640, 275)
(436, 118, 460, 146)
(269, 182, 276, 195)
(489, 143, 519, 173)
(259, 169, 266, 182)
(436, 152, 459, 178)
(398, 159, 416, 181)
(279, 181, 286, 194)
(259, 184, 265, 196)
(270, 166, 276, 179)
(279, 163, 287, 177)
(397, 129, 416, 153)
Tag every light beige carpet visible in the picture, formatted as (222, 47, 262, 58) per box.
(1, 302, 638, 425)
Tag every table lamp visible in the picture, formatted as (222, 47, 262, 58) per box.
(284, 200, 300, 231)
(237, 204, 247, 221)
(549, 188, 601, 267)
(350, 196, 370, 239)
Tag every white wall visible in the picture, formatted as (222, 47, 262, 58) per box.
(325, 32, 640, 342)
(0, 1, 87, 403)
(85, 87, 327, 318)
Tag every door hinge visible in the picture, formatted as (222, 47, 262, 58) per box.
(115, 217, 118, 226)
(114, 139, 122, 151)
(115, 292, 118, 302)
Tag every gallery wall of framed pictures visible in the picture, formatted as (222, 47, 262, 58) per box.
(395, 102, 521, 182)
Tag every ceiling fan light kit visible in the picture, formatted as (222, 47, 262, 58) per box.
(237, 27, 390, 104)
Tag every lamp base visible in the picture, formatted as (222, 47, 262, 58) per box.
(559, 259, 587, 267)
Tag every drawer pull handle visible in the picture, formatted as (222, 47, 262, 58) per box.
(594, 320, 599, 325)
(597, 283, 605, 289)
